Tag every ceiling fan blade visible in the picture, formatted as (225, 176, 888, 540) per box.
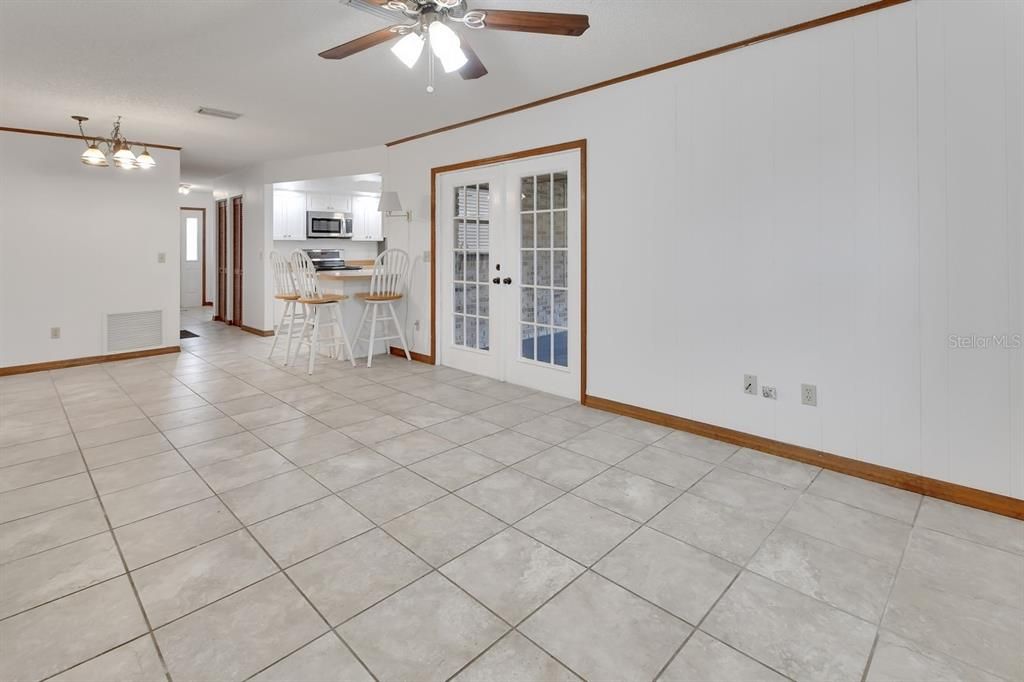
(459, 40, 488, 80)
(319, 27, 399, 59)
(477, 10, 589, 37)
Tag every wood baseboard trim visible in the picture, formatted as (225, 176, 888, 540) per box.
(240, 325, 274, 337)
(389, 346, 434, 364)
(0, 346, 181, 377)
(583, 394, 1024, 520)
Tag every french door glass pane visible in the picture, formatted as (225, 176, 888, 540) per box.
(519, 172, 569, 368)
(453, 182, 490, 351)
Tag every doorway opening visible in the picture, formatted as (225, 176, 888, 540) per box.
(179, 207, 206, 310)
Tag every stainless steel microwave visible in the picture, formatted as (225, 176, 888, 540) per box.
(306, 211, 353, 239)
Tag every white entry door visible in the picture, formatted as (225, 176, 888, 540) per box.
(180, 210, 202, 308)
(439, 150, 581, 398)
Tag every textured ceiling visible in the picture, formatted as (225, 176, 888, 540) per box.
(1, 0, 865, 184)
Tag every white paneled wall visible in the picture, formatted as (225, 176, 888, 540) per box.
(378, 0, 1023, 499)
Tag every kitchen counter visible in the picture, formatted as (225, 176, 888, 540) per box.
(318, 268, 375, 280)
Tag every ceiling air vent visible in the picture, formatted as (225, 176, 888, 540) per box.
(197, 107, 242, 120)
(106, 310, 163, 353)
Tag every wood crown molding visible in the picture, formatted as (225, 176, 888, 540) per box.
(583, 394, 1024, 521)
(386, 0, 909, 147)
(0, 126, 182, 151)
(0, 346, 180, 376)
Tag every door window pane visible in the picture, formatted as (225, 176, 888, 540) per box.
(478, 284, 490, 317)
(521, 214, 534, 248)
(521, 324, 535, 360)
(452, 182, 490, 351)
(553, 172, 568, 209)
(536, 288, 552, 326)
(553, 211, 567, 248)
(553, 251, 567, 288)
(521, 287, 535, 323)
(520, 177, 534, 211)
(478, 318, 489, 351)
(536, 174, 551, 210)
(553, 290, 568, 328)
(185, 217, 199, 262)
(536, 213, 551, 249)
(536, 329, 552, 363)
(521, 251, 534, 285)
(536, 251, 551, 287)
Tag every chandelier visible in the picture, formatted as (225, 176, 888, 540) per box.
(73, 115, 156, 169)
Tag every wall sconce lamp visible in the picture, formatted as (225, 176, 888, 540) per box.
(378, 191, 412, 221)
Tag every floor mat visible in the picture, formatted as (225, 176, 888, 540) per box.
(179, 330, 199, 339)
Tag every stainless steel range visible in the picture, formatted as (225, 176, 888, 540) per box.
(303, 249, 363, 272)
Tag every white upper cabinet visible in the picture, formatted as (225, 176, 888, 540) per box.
(306, 193, 352, 213)
(352, 195, 383, 241)
(273, 191, 306, 241)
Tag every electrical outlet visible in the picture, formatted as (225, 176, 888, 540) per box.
(801, 383, 818, 407)
(762, 385, 777, 400)
(743, 374, 758, 396)
(157, 252, 167, 263)
(423, 250, 431, 262)
(50, 327, 60, 339)
(414, 320, 421, 331)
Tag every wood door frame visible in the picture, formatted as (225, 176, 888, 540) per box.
(179, 207, 209, 306)
(215, 200, 228, 322)
(230, 195, 244, 327)
(426, 139, 588, 401)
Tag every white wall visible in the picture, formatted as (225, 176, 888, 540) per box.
(0, 132, 180, 366)
(178, 189, 215, 306)
(377, 0, 1023, 499)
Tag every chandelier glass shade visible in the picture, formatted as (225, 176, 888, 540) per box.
(73, 115, 155, 170)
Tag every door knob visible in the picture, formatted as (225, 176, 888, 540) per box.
(492, 277, 500, 284)
(503, 277, 512, 285)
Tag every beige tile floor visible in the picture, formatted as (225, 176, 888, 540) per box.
(1, 308, 1022, 682)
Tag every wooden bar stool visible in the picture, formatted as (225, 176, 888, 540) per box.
(268, 252, 305, 365)
(353, 248, 412, 368)
(289, 250, 356, 374)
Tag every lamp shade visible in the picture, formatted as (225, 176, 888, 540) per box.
(378, 191, 403, 213)
(391, 32, 425, 69)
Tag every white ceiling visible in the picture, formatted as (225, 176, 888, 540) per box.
(1, 0, 865, 185)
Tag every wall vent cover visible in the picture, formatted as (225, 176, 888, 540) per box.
(106, 310, 163, 353)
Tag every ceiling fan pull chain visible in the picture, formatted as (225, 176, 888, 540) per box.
(426, 31, 436, 93)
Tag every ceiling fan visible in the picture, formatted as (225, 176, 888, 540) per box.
(320, 0, 589, 89)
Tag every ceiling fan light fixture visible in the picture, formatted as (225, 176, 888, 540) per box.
(80, 143, 108, 166)
(428, 20, 468, 73)
(391, 31, 425, 68)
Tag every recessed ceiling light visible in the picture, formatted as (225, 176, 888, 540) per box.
(196, 107, 242, 120)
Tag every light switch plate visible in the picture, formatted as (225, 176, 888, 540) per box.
(50, 327, 60, 339)
(744, 374, 758, 396)
(157, 252, 166, 263)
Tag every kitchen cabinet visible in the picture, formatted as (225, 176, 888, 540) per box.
(351, 195, 383, 241)
(273, 191, 306, 241)
(306, 193, 351, 213)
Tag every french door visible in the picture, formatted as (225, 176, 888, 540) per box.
(439, 150, 581, 398)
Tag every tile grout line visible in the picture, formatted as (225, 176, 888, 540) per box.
(43, 371, 175, 682)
